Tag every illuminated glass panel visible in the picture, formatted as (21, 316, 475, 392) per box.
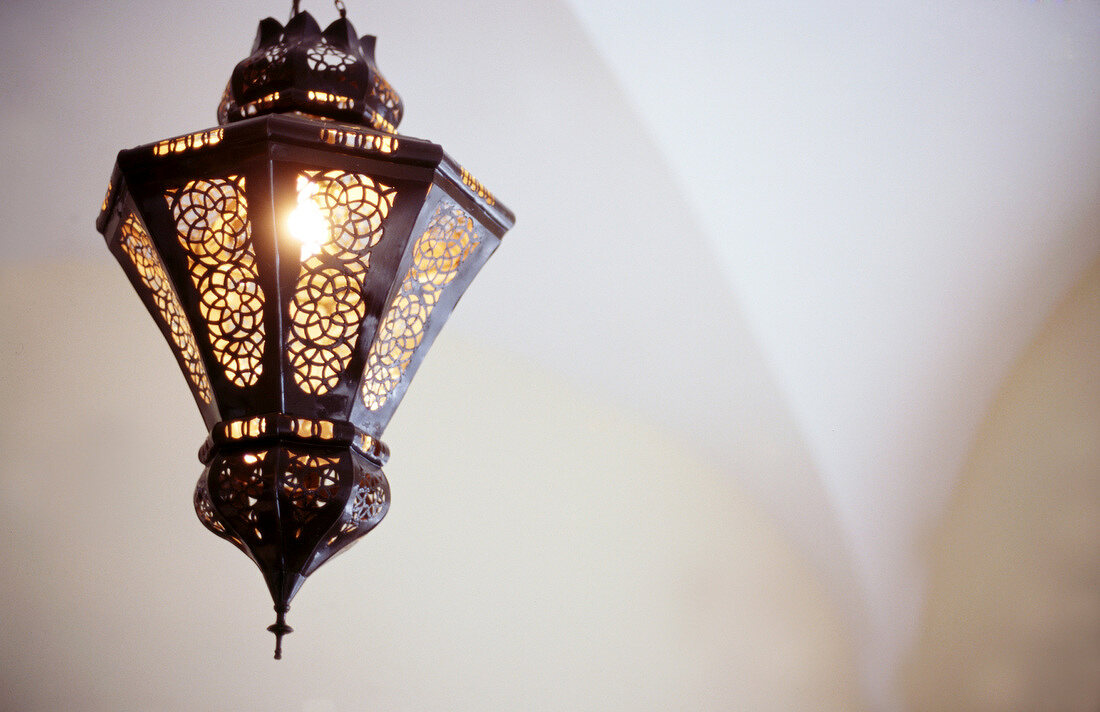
(286, 170, 396, 395)
(118, 214, 214, 404)
(360, 200, 480, 411)
(166, 176, 266, 388)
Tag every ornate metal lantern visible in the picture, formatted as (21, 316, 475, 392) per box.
(95, 4, 513, 658)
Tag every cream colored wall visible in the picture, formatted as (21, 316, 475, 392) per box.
(0, 261, 860, 711)
(904, 259, 1100, 710)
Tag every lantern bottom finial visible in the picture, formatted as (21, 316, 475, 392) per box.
(268, 605, 293, 660)
(193, 435, 391, 659)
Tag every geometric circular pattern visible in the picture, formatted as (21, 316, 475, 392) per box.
(361, 200, 480, 411)
(117, 213, 214, 403)
(281, 452, 341, 510)
(166, 176, 266, 387)
(306, 41, 355, 74)
(286, 170, 396, 395)
(195, 444, 390, 574)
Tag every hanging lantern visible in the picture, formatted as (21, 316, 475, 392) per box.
(95, 2, 513, 658)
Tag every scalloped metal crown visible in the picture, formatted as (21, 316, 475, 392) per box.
(217, 11, 404, 131)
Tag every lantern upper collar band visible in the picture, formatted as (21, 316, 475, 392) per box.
(219, 10, 405, 129)
(96, 8, 512, 659)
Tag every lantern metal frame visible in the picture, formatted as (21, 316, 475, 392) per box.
(95, 7, 513, 657)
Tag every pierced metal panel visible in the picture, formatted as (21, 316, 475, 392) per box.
(153, 128, 224, 157)
(324, 464, 388, 549)
(306, 40, 357, 73)
(286, 170, 396, 395)
(360, 200, 481, 411)
(118, 213, 214, 404)
(220, 12, 404, 129)
(197, 443, 390, 609)
(166, 176, 266, 388)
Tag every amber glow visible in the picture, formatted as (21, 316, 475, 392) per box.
(459, 166, 495, 206)
(369, 111, 397, 134)
(118, 214, 214, 404)
(153, 128, 223, 157)
(307, 90, 353, 110)
(240, 92, 281, 117)
(320, 127, 397, 154)
(288, 176, 330, 260)
(286, 170, 395, 395)
(165, 176, 265, 388)
(361, 201, 480, 411)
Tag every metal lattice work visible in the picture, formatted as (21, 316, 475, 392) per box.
(370, 73, 401, 121)
(350, 470, 387, 524)
(361, 201, 481, 411)
(198, 443, 390, 603)
(219, 12, 404, 129)
(118, 214, 214, 404)
(166, 176, 266, 388)
(306, 41, 357, 73)
(286, 170, 396, 395)
(282, 453, 341, 510)
(242, 42, 290, 87)
(194, 484, 226, 534)
(215, 450, 270, 542)
(326, 463, 389, 548)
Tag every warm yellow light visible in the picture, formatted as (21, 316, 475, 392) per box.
(287, 176, 328, 260)
(243, 453, 259, 464)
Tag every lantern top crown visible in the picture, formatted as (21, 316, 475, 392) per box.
(217, 10, 404, 131)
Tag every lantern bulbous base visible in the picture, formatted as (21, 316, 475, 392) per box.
(195, 440, 389, 657)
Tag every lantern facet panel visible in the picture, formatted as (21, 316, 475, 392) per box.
(96, 9, 513, 658)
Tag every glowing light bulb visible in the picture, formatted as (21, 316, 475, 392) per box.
(288, 177, 328, 260)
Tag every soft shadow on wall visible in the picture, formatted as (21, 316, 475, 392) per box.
(0, 260, 860, 712)
(904, 258, 1100, 711)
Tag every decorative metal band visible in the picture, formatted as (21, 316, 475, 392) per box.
(286, 170, 396, 395)
(360, 200, 481, 411)
(117, 213, 214, 403)
(153, 128, 224, 157)
(239, 92, 282, 118)
(198, 413, 389, 464)
(166, 176, 267, 388)
(320, 126, 398, 154)
(99, 179, 115, 224)
(459, 166, 496, 206)
(370, 111, 396, 134)
(307, 90, 354, 110)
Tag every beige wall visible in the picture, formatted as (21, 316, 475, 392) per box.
(904, 258, 1100, 710)
(0, 261, 860, 712)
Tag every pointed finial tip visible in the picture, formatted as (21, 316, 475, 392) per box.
(267, 605, 293, 661)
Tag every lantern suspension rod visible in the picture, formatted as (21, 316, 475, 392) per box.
(290, 0, 348, 19)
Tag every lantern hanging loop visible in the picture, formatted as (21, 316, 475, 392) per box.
(290, 0, 348, 19)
